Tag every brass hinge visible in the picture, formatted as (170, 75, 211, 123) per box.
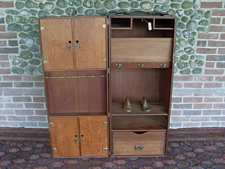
(43, 56, 48, 64)
(103, 147, 109, 151)
(40, 26, 45, 31)
(52, 147, 57, 151)
(49, 122, 54, 127)
(107, 68, 110, 74)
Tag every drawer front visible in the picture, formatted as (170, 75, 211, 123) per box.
(113, 131, 166, 155)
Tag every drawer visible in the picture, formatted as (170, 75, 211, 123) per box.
(113, 131, 166, 156)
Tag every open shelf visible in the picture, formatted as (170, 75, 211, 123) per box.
(111, 17, 132, 30)
(111, 101, 167, 116)
(154, 18, 174, 30)
(111, 38, 173, 63)
(111, 116, 168, 131)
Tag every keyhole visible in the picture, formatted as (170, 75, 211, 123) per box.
(68, 40, 72, 43)
(76, 40, 79, 44)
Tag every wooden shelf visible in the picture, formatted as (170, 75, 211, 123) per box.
(111, 116, 168, 131)
(111, 102, 168, 116)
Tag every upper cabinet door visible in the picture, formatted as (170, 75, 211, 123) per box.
(74, 17, 107, 70)
(79, 116, 108, 157)
(40, 18, 74, 71)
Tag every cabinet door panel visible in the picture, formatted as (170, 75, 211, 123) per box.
(79, 116, 108, 157)
(76, 75, 106, 113)
(40, 18, 74, 71)
(74, 17, 107, 70)
(49, 116, 80, 157)
(45, 77, 78, 114)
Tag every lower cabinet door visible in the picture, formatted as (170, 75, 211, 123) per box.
(79, 116, 108, 157)
(49, 116, 80, 157)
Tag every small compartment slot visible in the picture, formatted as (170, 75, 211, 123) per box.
(154, 18, 174, 30)
(112, 116, 168, 131)
(111, 17, 132, 30)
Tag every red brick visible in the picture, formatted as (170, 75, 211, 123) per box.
(193, 104, 212, 109)
(0, 68, 10, 74)
(211, 17, 221, 24)
(205, 69, 224, 75)
(33, 97, 45, 102)
(193, 76, 214, 81)
(0, 2, 14, 8)
(197, 48, 217, 54)
(214, 104, 225, 109)
(184, 83, 203, 88)
(198, 33, 219, 39)
(223, 18, 225, 24)
(205, 62, 215, 68)
(215, 76, 225, 81)
(218, 48, 225, 54)
(0, 55, 8, 61)
(220, 34, 225, 39)
(212, 10, 225, 16)
(216, 62, 225, 68)
(183, 97, 203, 103)
(210, 25, 225, 32)
(204, 83, 223, 88)
(3, 75, 22, 81)
(0, 25, 5, 32)
(201, 2, 222, 8)
(197, 41, 207, 47)
(0, 33, 17, 39)
(208, 40, 225, 47)
(206, 55, 225, 61)
(204, 97, 223, 102)
(173, 76, 193, 81)
(173, 82, 183, 88)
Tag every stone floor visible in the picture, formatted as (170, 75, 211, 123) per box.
(0, 139, 225, 169)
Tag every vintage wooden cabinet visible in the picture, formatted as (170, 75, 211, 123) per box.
(40, 15, 174, 158)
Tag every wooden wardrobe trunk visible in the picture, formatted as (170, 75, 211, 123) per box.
(40, 15, 175, 158)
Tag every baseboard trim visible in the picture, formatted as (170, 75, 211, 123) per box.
(0, 127, 224, 142)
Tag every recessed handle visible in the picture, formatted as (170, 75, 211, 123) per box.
(74, 40, 80, 48)
(66, 40, 72, 48)
(134, 144, 144, 151)
(74, 134, 80, 144)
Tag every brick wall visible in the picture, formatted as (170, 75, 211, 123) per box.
(0, 2, 47, 127)
(0, 0, 224, 128)
(171, 1, 225, 128)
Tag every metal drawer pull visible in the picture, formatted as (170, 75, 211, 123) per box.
(137, 63, 144, 68)
(134, 144, 144, 151)
(115, 63, 123, 70)
(160, 63, 167, 68)
(45, 75, 105, 79)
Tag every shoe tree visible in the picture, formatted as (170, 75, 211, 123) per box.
(142, 97, 151, 112)
(123, 97, 132, 112)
